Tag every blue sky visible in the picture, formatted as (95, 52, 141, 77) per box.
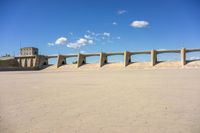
(0, 0, 200, 61)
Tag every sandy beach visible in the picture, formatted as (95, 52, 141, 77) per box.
(0, 67, 200, 133)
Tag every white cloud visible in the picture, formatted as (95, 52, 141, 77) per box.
(77, 38, 87, 44)
(130, 20, 149, 28)
(103, 32, 110, 37)
(84, 35, 93, 39)
(112, 22, 117, 25)
(48, 42, 54, 46)
(88, 40, 93, 44)
(67, 38, 93, 49)
(118, 10, 127, 15)
(69, 32, 73, 36)
(55, 37, 68, 45)
(80, 50, 86, 53)
(117, 36, 121, 39)
(86, 30, 91, 33)
(48, 31, 118, 49)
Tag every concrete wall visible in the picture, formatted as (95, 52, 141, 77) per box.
(11, 55, 48, 70)
(0, 58, 20, 71)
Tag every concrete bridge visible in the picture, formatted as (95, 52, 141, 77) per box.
(14, 48, 200, 69)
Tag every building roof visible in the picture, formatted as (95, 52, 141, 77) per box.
(20, 47, 38, 49)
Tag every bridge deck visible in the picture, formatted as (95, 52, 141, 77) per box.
(47, 54, 78, 58)
(130, 51, 151, 55)
(81, 53, 100, 57)
(106, 52, 124, 56)
(14, 48, 200, 59)
(157, 49, 180, 54)
(186, 48, 200, 52)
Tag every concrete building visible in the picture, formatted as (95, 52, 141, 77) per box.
(16, 47, 48, 70)
(20, 47, 38, 56)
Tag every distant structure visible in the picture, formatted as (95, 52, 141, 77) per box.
(1, 47, 200, 71)
(20, 47, 38, 56)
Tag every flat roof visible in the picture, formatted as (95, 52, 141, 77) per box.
(20, 47, 38, 49)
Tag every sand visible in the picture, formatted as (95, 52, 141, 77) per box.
(0, 67, 200, 133)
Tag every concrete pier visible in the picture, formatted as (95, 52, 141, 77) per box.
(57, 55, 66, 68)
(124, 51, 131, 66)
(100, 52, 107, 67)
(77, 53, 86, 67)
(181, 48, 186, 66)
(151, 50, 157, 66)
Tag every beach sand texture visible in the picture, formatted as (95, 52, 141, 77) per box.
(0, 66, 200, 133)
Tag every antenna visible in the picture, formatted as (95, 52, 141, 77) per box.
(19, 40, 22, 56)
(20, 40, 22, 49)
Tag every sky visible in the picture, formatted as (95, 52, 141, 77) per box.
(0, 0, 200, 62)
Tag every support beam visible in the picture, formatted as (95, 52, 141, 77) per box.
(181, 48, 186, 66)
(124, 51, 131, 67)
(151, 50, 157, 66)
(100, 52, 107, 67)
(57, 55, 66, 68)
(77, 53, 86, 67)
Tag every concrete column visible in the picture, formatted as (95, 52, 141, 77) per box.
(34, 55, 39, 68)
(57, 55, 66, 68)
(18, 58, 22, 67)
(77, 53, 86, 67)
(124, 51, 131, 67)
(24, 58, 27, 68)
(181, 48, 186, 66)
(30, 58, 33, 67)
(21, 58, 25, 67)
(151, 50, 157, 66)
(27, 58, 31, 67)
(33, 57, 36, 67)
(99, 52, 107, 67)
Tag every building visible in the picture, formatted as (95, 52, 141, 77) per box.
(20, 47, 38, 56)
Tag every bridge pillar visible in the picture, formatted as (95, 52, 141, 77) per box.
(151, 50, 157, 66)
(57, 55, 66, 68)
(100, 52, 107, 67)
(181, 48, 186, 66)
(77, 53, 86, 67)
(124, 51, 131, 67)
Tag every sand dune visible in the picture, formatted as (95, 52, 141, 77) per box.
(42, 60, 200, 70)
